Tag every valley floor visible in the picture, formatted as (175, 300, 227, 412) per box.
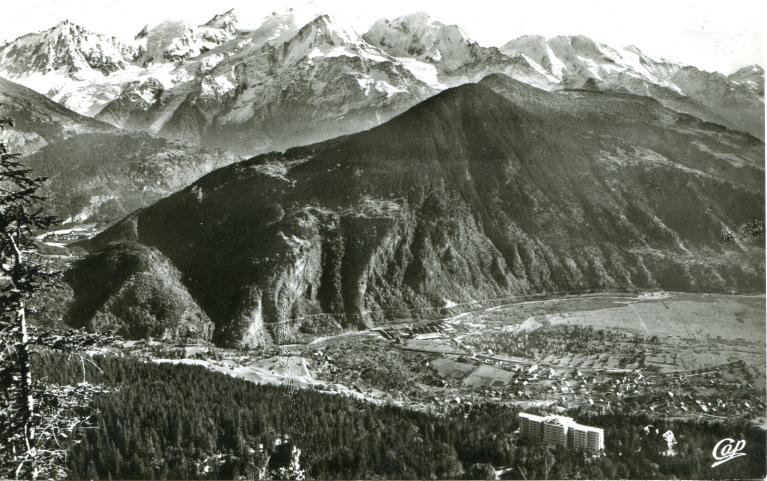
(104, 291, 767, 426)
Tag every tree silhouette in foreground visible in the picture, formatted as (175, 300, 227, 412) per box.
(0, 108, 112, 479)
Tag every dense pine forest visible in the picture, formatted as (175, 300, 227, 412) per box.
(34, 352, 765, 480)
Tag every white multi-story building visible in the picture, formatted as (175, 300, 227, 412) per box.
(518, 413, 604, 453)
(543, 417, 569, 445)
(519, 412, 545, 441)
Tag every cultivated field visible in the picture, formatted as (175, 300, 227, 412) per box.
(120, 292, 766, 423)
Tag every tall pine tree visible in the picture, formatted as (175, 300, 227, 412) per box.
(0, 108, 112, 479)
(0, 109, 57, 478)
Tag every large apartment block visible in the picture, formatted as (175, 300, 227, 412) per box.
(518, 413, 604, 452)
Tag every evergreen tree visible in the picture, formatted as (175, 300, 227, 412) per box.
(0, 109, 113, 479)
(0, 110, 57, 478)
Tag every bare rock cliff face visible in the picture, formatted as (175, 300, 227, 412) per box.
(69, 82, 764, 346)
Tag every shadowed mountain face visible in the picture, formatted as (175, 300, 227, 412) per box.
(64, 242, 213, 340)
(670, 66, 764, 139)
(0, 76, 110, 153)
(479, 74, 765, 192)
(24, 132, 240, 225)
(2, 76, 241, 226)
(70, 81, 764, 347)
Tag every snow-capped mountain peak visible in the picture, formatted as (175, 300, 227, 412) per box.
(0, 9, 762, 151)
(135, 25, 150, 40)
(730, 64, 764, 77)
(299, 14, 363, 46)
(278, 14, 387, 65)
(203, 9, 239, 34)
(729, 64, 764, 94)
(135, 13, 240, 66)
(502, 33, 684, 90)
(365, 12, 475, 71)
(501, 35, 567, 78)
(214, 7, 326, 60)
(0, 20, 129, 78)
(138, 20, 197, 64)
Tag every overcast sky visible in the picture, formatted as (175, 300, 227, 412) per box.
(2, 0, 764, 74)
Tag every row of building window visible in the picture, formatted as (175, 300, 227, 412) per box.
(519, 413, 605, 452)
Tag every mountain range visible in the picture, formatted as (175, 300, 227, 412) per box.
(1, 9, 763, 157)
(0, 76, 109, 153)
(68, 77, 764, 346)
(0, 77, 240, 225)
(0, 9, 762, 346)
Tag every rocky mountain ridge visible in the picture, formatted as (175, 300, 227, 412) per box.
(0, 76, 111, 153)
(0, 10, 437, 154)
(68, 78, 764, 346)
(1, 76, 240, 226)
(1, 9, 763, 154)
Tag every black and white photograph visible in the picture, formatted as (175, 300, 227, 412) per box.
(0, 0, 765, 479)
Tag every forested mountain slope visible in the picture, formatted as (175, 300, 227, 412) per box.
(70, 82, 764, 346)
